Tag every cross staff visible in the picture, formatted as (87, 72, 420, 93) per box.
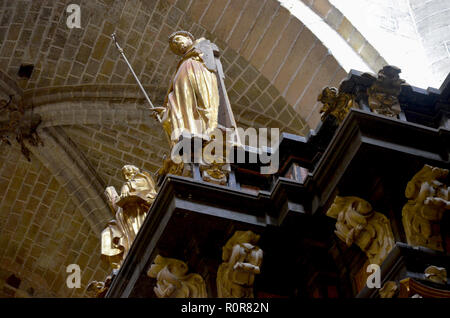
(111, 33, 162, 123)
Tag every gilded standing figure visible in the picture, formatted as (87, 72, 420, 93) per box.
(152, 31, 220, 146)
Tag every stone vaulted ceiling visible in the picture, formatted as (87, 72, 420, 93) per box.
(0, 0, 349, 297)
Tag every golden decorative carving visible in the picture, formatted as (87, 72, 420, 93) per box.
(326, 196, 395, 265)
(318, 86, 355, 122)
(198, 130, 233, 185)
(402, 165, 450, 251)
(379, 281, 399, 298)
(217, 231, 263, 298)
(365, 65, 405, 117)
(424, 266, 447, 284)
(102, 165, 157, 269)
(157, 155, 186, 177)
(147, 255, 207, 298)
(199, 162, 230, 185)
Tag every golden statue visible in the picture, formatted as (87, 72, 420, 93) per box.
(217, 231, 263, 298)
(402, 165, 450, 251)
(152, 31, 220, 146)
(326, 196, 395, 265)
(364, 65, 405, 117)
(147, 255, 207, 298)
(87, 165, 157, 297)
(102, 164, 157, 269)
(318, 86, 355, 122)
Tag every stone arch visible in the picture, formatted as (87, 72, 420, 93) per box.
(298, 0, 388, 73)
(22, 84, 298, 133)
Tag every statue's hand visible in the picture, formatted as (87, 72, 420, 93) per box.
(149, 107, 166, 121)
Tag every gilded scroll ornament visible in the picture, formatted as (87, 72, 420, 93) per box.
(424, 266, 447, 284)
(365, 65, 405, 117)
(326, 196, 395, 265)
(402, 165, 450, 251)
(147, 255, 207, 298)
(217, 231, 263, 298)
(318, 86, 355, 122)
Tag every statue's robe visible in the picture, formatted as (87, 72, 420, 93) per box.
(162, 39, 220, 145)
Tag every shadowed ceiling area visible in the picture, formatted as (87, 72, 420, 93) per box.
(0, 0, 351, 297)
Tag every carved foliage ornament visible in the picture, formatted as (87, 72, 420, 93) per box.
(326, 196, 395, 265)
(217, 230, 263, 298)
(402, 165, 450, 251)
(147, 255, 207, 298)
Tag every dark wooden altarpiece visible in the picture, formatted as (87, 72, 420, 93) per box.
(106, 70, 450, 298)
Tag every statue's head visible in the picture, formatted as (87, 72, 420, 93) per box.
(122, 164, 140, 181)
(168, 30, 195, 56)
